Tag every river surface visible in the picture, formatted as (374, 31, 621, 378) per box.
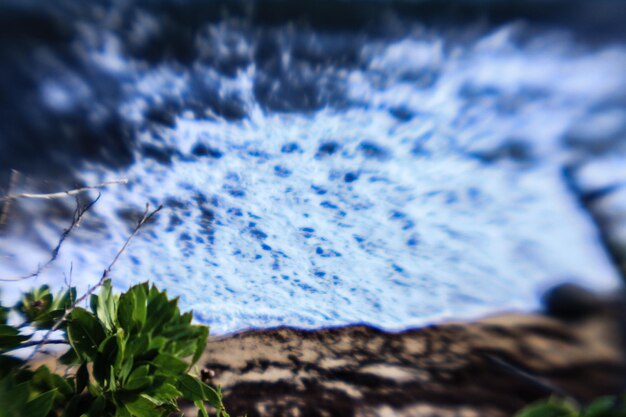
(1, 1, 625, 334)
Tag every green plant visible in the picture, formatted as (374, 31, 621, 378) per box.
(516, 395, 626, 417)
(0, 280, 229, 417)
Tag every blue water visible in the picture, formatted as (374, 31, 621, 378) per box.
(1, 15, 626, 334)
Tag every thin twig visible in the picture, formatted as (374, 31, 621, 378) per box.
(0, 179, 128, 202)
(485, 354, 577, 405)
(72, 203, 163, 308)
(64, 262, 75, 306)
(0, 169, 20, 226)
(0, 194, 101, 282)
(26, 203, 163, 362)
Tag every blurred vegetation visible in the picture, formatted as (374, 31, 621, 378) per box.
(0, 280, 229, 417)
(516, 396, 626, 417)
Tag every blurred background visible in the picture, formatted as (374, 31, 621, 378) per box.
(0, 0, 625, 335)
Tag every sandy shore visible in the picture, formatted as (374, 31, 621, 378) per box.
(199, 287, 626, 417)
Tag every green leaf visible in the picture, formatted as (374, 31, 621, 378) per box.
(177, 374, 224, 411)
(32, 308, 66, 329)
(127, 364, 149, 380)
(118, 290, 137, 333)
(0, 306, 8, 325)
(95, 280, 118, 332)
(195, 400, 209, 417)
(0, 325, 29, 349)
(90, 294, 99, 314)
(125, 394, 166, 417)
(93, 335, 121, 385)
(152, 353, 188, 376)
(64, 393, 93, 417)
(76, 363, 89, 394)
(177, 374, 205, 401)
(31, 365, 73, 397)
(109, 365, 118, 391)
(125, 365, 152, 391)
(181, 312, 193, 324)
(125, 334, 149, 359)
(516, 398, 580, 417)
(59, 347, 80, 365)
(15, 285, 77, 330)
(0, 380, 30, 412)
(130, 284, 148, 329)
(87, 395, 106, 417)
(23, 389, 56, 417)
(67, 308, 106, 360)
(117, 403, 132, 417)
(152, 383, 181, 403)
(111, 333, 125, 371)
(17, 286, 53, 324)
(55, 287, 77, 308)
(0, 356, 25, 378)
(167, 340, 196, 360)
(200, 382, 224, 409)
(0, 334, 29, 349)
(148, 336, 167, 351)
(583, 396, 626, 417)
(118, 358, 134, 383)
(124, 376, 152, 391)
(192, 325, 209, 368)
(50, 372, 75, 396)
(0, 325, 19, 336)
(145, 291, 179, 334)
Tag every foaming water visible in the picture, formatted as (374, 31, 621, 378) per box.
(1, 20, 625, 334)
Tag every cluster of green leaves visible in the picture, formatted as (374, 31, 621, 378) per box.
(517, 396, 626, 417)
(0, 281, 229, 417)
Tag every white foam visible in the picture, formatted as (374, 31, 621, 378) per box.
(2, 22, 625, 334)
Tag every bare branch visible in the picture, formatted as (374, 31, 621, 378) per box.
(72, 203, 163, 307)
(0, 179, 128, 202)
(0, 169, 21, 226)
(0, 194, 101, 282)
(64, 262, 75, 306)
(27, 203, 163, 362)
(485, 354, 575, 403)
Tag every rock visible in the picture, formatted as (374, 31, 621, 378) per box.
(542, 283, 604, 320)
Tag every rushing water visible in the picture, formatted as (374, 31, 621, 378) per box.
(1, 1, 625, 334)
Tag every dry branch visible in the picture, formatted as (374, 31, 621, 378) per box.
(0, 195, 101, 282)
(27, 203, 163, 361)
(0, 177, 129, 281)
(72, 203, 163, 307)
(0, 170, 20, 226)
(0, 179, 128, 202)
